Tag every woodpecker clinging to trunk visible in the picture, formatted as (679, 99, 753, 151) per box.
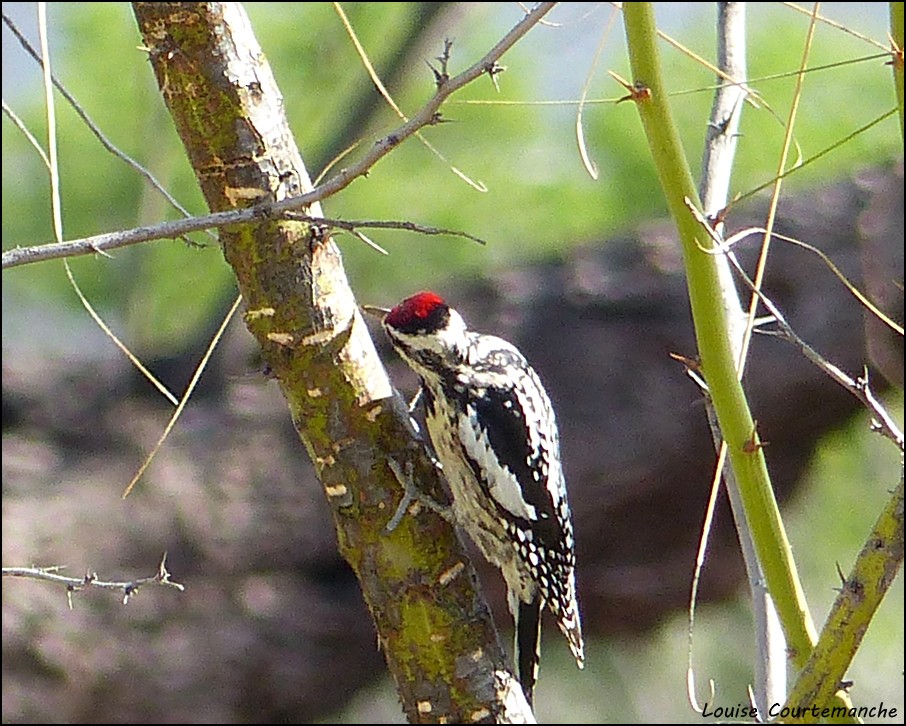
(380, 290, 584, 706)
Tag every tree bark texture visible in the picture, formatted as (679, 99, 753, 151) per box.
(127, 3, 517, 722)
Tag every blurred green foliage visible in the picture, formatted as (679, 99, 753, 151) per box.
(3, 3, 898, 355)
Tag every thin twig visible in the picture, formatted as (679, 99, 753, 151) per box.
(3, 206, 270, 268)
(37, 2, 61, 245)
(332, 2, 486, 191)
(736, 3, 819, 383)
(121, 293, 244, 499)
(2, 2, 556, 271)
(2, 98, 50, 167)
(729, 107, 898, 208)
(64, 259, 179, 406)
(714, 225, 902, 336)
(758, 329, 904, 451)
(687, 199, 904, 452)
(2, 11, 202, 225)
(2, 553, 185, 608)
(780, 2, 890, 50)
(574, 6, 619, 180)
(281, 213, 488, 246)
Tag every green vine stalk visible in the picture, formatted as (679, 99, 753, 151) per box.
(621, 3, 859, 719)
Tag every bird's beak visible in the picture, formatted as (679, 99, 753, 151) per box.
(360, 304, 390, 320)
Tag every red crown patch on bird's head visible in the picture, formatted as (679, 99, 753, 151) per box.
(384, 291, 450, 334)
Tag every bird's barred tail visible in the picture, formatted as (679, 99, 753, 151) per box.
(559, 600, 585, 669)
(554, 569, 585, 669)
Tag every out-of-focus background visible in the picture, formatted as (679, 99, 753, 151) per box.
(2, 3, 902, 723)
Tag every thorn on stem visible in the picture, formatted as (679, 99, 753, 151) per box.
(486, 62, 506, 92)
(608, 71, 652, 104)
(835, 561, 847, 585)
(887, 33, 903, 70)
(428, 38, 454, 89)
(668, 351, 702, 373)
(742, 422, 768, 453)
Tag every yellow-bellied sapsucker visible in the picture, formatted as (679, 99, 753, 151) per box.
(381, 290, 584, 706)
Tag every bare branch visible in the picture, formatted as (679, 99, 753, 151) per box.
(3, 204, 274, 269)
(757, 327, 904, 451)
(281, 213, 488, 246)
(3, 553, 185, 608)
(687, 199, 904, 452)
(2, 2, 555, 271)
(2, 208, 490, 269)
(689, 4, 788, 716)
